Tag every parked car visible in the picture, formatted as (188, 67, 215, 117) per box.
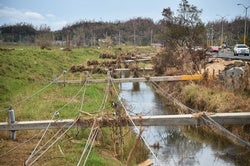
(233, 44, 249, 56)
(208, 46, 219, 53)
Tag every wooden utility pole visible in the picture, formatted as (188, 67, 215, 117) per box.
(66, 30, 70, 49)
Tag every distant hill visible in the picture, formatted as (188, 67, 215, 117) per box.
(0, 16, 249, 46)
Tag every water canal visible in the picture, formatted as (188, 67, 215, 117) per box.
(119, 81, 244, 166)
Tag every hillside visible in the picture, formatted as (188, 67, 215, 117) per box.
(0, 46, 153, 165)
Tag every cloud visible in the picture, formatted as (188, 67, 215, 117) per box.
(0, 7, 45, 22)
(46, 14, 56, 18)
(0, 6, 66, 30)
(25, 11, 45, 20)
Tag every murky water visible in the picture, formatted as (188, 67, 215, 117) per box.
(119, 82, 242, 166)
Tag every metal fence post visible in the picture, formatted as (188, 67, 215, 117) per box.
(8, 107, 16, 140)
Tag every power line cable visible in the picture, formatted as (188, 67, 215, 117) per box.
(0, 73, 64, 113)
(26, 78, 88, 164)
(0, 130, 43, 158)
(99, 72, 111, 115)
(26, 118, 78, 166)
(26, 74, 91, 165)
(82, 128, 99, 166)
(150, 81, 250, 149)
(110, 78, 162, 166)
(77, 72, 111, 165)
(14, 74, 64, 108)
(76, 119, 97, 166)
(26, 124, 68, 162)
(79, 72, 90, 113)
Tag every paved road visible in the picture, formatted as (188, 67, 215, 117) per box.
(211, 50, 250, 61)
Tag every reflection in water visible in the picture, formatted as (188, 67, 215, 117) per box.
(120, 82, 238, 166)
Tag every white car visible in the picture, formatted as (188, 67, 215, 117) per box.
(233, 44, 249, 56)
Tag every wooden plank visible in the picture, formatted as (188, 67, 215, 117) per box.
(0, 112, 249, 131)
(56, 74, 203, 84)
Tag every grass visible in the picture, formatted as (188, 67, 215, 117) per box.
(0, 45, 154, 165)
(0, 48, 98, 121)
(181, 83, 250, 113)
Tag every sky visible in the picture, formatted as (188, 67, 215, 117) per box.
(0, 0, 249, 31)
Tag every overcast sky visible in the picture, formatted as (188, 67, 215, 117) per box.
(0, 0, 249, 31)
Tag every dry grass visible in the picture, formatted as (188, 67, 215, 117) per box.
(181, 83, 250, 113)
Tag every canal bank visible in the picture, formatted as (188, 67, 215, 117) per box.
(119, 81, 250, 165)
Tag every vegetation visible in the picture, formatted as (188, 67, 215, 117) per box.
(0, 45, 153, 165)
(0, 23, 36, 43)
(153, 0, 207, 75)
(1, 0, 250, 165)
(0, 18, 159, 47)
(181, 83, 250, 113)
(0, 46, 96, 109)
(1, 1, 249, 47)
(159, 0, 205, 48)
(149, 1, 250, 156)
(207, 17, 250, 46)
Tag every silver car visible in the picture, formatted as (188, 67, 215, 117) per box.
(233, 44, 249, 56)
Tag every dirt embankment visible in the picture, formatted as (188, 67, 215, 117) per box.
(204, 57, 249, 75)
(204, 58, 240, 75)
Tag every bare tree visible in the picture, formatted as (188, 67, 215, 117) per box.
(36, 24, 53, 49)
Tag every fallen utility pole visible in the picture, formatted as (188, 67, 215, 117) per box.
(113, 68, 153, 72)
(56, 74, 203, 84)
(0, 112, 249, 131)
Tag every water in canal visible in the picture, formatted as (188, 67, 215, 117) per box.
(119, 81, 242, 166)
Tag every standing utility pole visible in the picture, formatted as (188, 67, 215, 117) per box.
(133, 29, 136, 45)
(150, 30, 153, 45)
(216, 15, 227, 46)
(237, 3, 250, 44)
(118, 31, 121, 45)
(211, 25, 214, 46)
